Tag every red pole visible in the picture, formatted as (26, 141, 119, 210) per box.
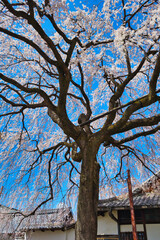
(127, 169, 138, 240)
(0, 186, 3, 196)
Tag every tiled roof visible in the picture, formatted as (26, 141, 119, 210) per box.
(0, 207, 75, 233)
(19, 207, 75, 231)
(98, 192, 160, 211)
(0, 206, 19, 234)
(0, 204, 17, 214)
(140, 171, 160, 192)
(98, 171, 160, 211)
(0, 213, 17, 234)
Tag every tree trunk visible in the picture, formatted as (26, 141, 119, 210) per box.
(75, 142, 100, 240)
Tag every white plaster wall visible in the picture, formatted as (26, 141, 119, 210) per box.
(97, 211, 118, 235)
(66, 228, 75, 240)
(120, 224, 143, 232)
(146, 224, 160, 240)
(26, 228, 75, 240)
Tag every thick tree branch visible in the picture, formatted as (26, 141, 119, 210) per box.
(0, 93, 45, 109)
(46, 14, 72, 45)
(79, 88, 160, 127)
(34, 140, 82, 163)
(71, 62, 92, 118)
(124, 47, 131, 75)
(103, 47, 155, 127)
(116, 125, 160, 145)
(0, 73, 56, 111)
(65, 38, 77, 66)
(149, 51, 160, 99)
(115, 114, 160, 134)
(2, 0, 65, 67)
(126, 0, 155, 24)
(27, 0, 34, 18)
(83, 39, 114, 50)
(0, 110, 22, 117)
(0, 27, 57, 66)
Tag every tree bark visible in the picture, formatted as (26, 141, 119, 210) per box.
(75, 141, 100, 240)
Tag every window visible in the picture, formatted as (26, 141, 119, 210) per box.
(144, 208, 160, 223)
(118, 208, 160, 224)
(118, 209, 143, 224)
(120, 232, 145, 240)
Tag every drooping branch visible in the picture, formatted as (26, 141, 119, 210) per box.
(120, 145, 157, 176)
(30, 140, 82, 163)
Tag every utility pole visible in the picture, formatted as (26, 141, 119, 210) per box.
(0, 186, 3, 197)
(127, 169, 138, 240)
